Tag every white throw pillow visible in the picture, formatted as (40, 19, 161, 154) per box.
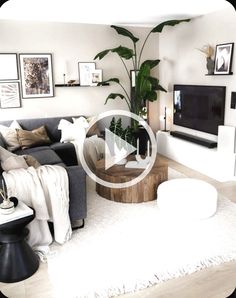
(0, 120, 22, 151)
(58, 118, 88, 143)
(72, 117, 89, 129)
(73, 116, 101, 137)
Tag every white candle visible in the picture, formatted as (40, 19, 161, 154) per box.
(147, 140, 150, 157)
(136, 138, 139, 155)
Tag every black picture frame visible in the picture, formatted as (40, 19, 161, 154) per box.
(214, 43, 234, 75)
(19, 53, 54, 98)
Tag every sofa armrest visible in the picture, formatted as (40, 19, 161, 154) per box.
(66, 165, 87, 222)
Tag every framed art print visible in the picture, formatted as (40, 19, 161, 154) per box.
(90, 69, 102, 86)
(0, 82, 21, 108)
(19, 53, 54, 98)
(0, 53, 18, 81)
(214, 43, 234, 75)
(78, 62, 95, 86)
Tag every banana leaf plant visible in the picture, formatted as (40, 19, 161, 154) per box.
(94, 19, 190, 130)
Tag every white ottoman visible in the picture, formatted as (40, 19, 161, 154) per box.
(157, 178, 218, 220)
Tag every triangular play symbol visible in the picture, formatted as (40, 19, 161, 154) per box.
(105, 128, 136, 170)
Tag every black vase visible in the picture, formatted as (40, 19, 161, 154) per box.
(206, 57, 214, 75)
(133, 127, 149, 155)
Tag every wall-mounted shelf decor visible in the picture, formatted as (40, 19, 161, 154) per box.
(213, 43, 234, 75)
(55, 83, 109, 87)
(19, 53, 54, 98)
(205, 72, 233, 76)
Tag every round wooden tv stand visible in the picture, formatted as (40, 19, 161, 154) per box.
(95, 156, 168, 203)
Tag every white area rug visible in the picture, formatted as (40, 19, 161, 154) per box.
(47, 168, 236, 298)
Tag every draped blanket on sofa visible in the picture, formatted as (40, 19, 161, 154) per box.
(3, 165, 72, 254)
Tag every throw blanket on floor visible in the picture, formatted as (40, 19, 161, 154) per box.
(71, 135, 105, 171)
(3, 165, 72, 253)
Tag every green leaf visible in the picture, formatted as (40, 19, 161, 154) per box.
(111, 46, 134, 60)
(155, 84, 167, 92)
(94, 49, 110, 60)
(145, 76, 159, 90)
(151, 19, 190, 33)
(143, 90, 157, 102)
(140, 59, 160, 69)
(104, 93, 126, 105)
(111, 25, 139, 43)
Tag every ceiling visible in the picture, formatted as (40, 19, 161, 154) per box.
(0, 0, 232, 27)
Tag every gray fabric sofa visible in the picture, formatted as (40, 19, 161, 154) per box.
(0, 116, 87, 225)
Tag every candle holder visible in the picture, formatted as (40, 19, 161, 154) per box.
(0, 182, 15, 215)
(135, 154, 150, 164)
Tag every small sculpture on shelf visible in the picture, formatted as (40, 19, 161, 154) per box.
(67, 80, 76, 86)
(198, 44, 215, 75)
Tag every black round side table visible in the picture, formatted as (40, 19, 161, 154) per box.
(0, 209, 39, 283)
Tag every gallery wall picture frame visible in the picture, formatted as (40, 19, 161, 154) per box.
(19, 53, 54, 98)
(90, 69, 102, 86)
(0, 82, 21, 109)
(0, 53, 18, 81)
(214, 43, 234, 75)
(78, 62, 95, 86)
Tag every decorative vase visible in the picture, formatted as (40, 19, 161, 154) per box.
(206, 57, 214, 75)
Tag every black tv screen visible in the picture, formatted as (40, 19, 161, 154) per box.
(173, 84, 226, 135)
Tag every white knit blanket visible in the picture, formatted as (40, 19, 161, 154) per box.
(71, 135, 105, 170)
(47, 168, 236, 298)
(3, 165, 72, 253)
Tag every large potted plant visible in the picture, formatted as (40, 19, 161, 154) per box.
(94, 18, 190, 131)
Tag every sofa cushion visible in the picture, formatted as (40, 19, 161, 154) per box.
(15, 145, 51, 155)
(16, 126, 51, 149)
(23, 149, 63, 165)
(50, 142, 78, 166)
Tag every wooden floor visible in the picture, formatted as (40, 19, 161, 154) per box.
(1, 154, 236, 298)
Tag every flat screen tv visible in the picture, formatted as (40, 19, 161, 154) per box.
(173, 84, 226, 135)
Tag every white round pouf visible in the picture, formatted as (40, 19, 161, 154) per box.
(157, 178, 218, 220)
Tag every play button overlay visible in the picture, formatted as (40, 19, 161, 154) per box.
(78, 110, 157, 189)
(105, 128, 137, 170)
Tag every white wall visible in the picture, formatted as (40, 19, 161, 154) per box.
(0, 20, 157, 122)
(158, 7, 236, 140)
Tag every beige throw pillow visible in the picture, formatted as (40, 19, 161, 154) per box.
(0, 120, 22, 151)
(0, 146, 28, 171)
(1, 156, 28, 172)
(16, 126, 51, 149)
(23, 155, 41, 168)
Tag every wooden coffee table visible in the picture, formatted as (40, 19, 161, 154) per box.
(95, 156, 168, 203)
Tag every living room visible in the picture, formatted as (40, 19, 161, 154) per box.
(0, 1, 236, 298)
